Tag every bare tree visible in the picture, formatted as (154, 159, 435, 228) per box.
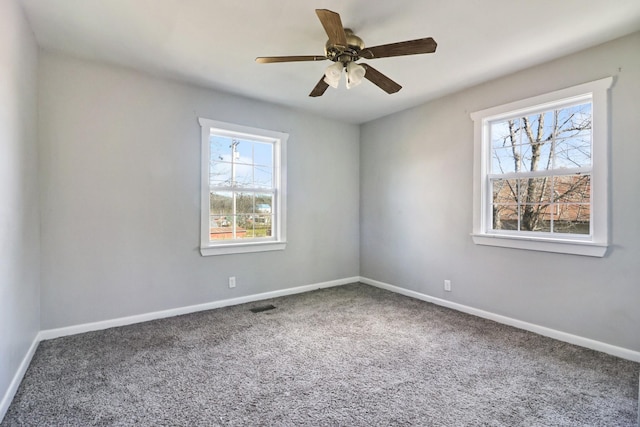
(492, 103, 592, 233)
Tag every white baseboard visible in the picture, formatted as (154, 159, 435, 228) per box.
(39, 277, 359, 341)
(0, 334, 39, 422)
(360, 276, 640, 363)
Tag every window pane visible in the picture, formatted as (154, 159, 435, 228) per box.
(210, 229, 234, 240)
(524, 112, 555, 142)
(254, 195, 273, 237)
(236, 192, 254, 215)
(255, 194, 273, 212)
(554, 137, 591, 169)
(520, 204, 551, 232)
(254, 218, 272, 238)
(254, 165, 273, 189)
(520, 177, 551, 203)
(210, 215, 233, 240)
(556, 103, 591, 137)
(491, 147, 519, 173)
(521, 141, 552, 172)
(254, 142, 273, 167)
(209, 132, 233, 185)
(209, 162, 231, 185)
(236, 215, 253, 239)
(490, 119, 519, 149)
(492, 179, 518, 204)
(492, 205, 518, 230)
(210, 191, 233, 215)
(555, 204, 590, 234)
(210, 135, 232, 162)
(554, 175, 590, 203)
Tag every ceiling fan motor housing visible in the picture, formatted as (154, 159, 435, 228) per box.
(325, 29, 365, 63)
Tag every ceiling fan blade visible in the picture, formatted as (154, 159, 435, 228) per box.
(256, 55, 326, 64)
(309, 76, 330, 97)
(360, 37, 437, 59)
(315, 9, 347, 47)
(361, 64, 402, 94)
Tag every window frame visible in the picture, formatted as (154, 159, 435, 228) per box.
(470, 77, 613, 257)
(199, 118, 287, 256)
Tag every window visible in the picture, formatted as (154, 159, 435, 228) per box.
(471, 77, 613, 257)
(199, 118, 287, 256)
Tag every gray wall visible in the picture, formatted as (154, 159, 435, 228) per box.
(38, 52, 360, 329)
(360, 32, 640, 352)
(0, 0, 40, 406)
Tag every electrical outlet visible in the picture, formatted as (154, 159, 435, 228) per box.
(444, 280, 452, 292)
(228, 276, 236, 288)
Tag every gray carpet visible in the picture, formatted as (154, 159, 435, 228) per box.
(2, 283, 638, 426)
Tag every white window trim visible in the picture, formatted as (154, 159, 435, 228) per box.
(199, 118, 287, 256)
(470, 77, 613, 257)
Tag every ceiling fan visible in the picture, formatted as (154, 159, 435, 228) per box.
(255, 9, 437, 97)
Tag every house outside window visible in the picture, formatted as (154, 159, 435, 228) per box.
(470, 77, 613, 257)
(199, 118, 287, 256)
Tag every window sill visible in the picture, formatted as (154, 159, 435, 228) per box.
(200, 241, 286, 256)
(471, 233, 607, 257)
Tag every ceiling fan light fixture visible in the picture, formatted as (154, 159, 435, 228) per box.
(323, 75, 340, 88)
(256, 9, 436, 97)
(324, 62, 343, 88)
(346, 61, 365, 89)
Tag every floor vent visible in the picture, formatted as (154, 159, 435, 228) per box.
(250, 304, 276, 313)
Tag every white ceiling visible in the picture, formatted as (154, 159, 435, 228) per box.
(19, 0, 640, 124)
